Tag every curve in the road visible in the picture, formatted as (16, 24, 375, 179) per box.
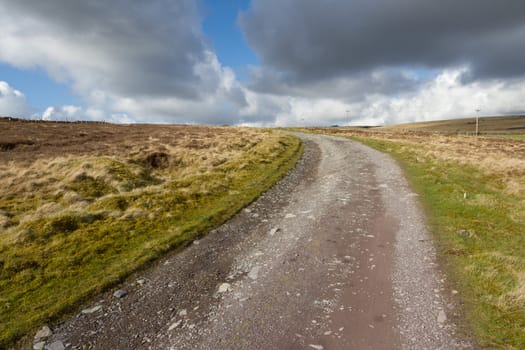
(49, 133, 468, 350)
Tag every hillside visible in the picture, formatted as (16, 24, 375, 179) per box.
(379, 115, 525, 134)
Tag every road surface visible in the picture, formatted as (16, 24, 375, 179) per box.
(49, 133, 470, 349)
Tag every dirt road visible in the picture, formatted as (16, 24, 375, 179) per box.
(48, 133, 469, 349)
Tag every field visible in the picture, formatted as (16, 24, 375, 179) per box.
(0, 119, 302, 347)
(298, 118, 525, 348)
(380, 115, 525, 135)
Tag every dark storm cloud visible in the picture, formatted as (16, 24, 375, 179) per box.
(0, 0, 216, 100)
(239, 0, 525, 82)
(247, 66, 426, 101)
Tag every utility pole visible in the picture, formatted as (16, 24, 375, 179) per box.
(475, 109, 481, 136)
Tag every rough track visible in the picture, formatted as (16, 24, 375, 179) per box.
(49, 133, 470, 349)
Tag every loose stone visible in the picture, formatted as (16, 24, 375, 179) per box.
(217, 283, 231, 293)
(33, 341, 45, 350)
(113, 289, 128, 299)
(168, 320, 182, 331)
(309, 345, 324, 350)
(81, 305, 102, 314)
(248, 266, 260, 280)
(34, 325, 52, 341)
(437, 310, 447, 324)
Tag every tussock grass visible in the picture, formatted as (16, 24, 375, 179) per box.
(299, 127, 525, 348)
(0, 126, 302, 347)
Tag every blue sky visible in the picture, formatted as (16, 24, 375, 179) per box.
(0, 64, 78, 110)
(201, 0, 258, 71)
(0, 1, 524, 125)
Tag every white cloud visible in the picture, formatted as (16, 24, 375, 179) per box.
(354, 69, 525, 125)
(241, 69, 525, 127)
(42, 105, 82, 121)
(0, 81, 33, 117)
(40, 104, 134, 124)
(0, 1, 248, 124)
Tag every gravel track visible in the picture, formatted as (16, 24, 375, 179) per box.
(45, 133, 470, 350)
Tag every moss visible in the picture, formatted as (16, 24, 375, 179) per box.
(17, 212, 106, 243)
(67, 174, 116, 199)
(107, 161, 161, 191)
(91, 196, 129, 211)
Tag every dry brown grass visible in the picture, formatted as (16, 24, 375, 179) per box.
(0, 122, 271, 239)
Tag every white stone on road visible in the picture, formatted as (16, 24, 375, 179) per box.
(438, 310, 447, 324)
(248, 266, 260, 280)
(81, 305, 102, 314)
(217, 283, 232, 293)
(309, 345, 324, 350)
(168, 320, 182, 331)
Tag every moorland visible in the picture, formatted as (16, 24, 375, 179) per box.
(0, 118, 301, 346)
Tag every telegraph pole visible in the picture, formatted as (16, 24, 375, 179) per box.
(475, 109, 481, 136)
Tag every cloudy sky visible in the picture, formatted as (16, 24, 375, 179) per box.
(1, 0, 524, 126)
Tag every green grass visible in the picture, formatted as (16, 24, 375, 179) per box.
(0, 132, 302, 348)
(350, 136, 525, 349)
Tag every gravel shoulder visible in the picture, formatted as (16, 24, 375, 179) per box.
(44, 133, 470, 350)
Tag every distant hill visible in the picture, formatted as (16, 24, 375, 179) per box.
(379, 115, 525, 134)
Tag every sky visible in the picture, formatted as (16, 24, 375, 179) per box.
(1, 0, 525, 126)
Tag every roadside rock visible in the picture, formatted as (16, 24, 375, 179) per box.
(34, 326, 53, 341)
(81, 305, 102, 314)
(113, 289, 128, 299)
(33, 341, 45, 350)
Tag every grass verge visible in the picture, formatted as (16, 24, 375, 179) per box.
(354, 137, 525, 349)
(0, 130, 302, 347)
